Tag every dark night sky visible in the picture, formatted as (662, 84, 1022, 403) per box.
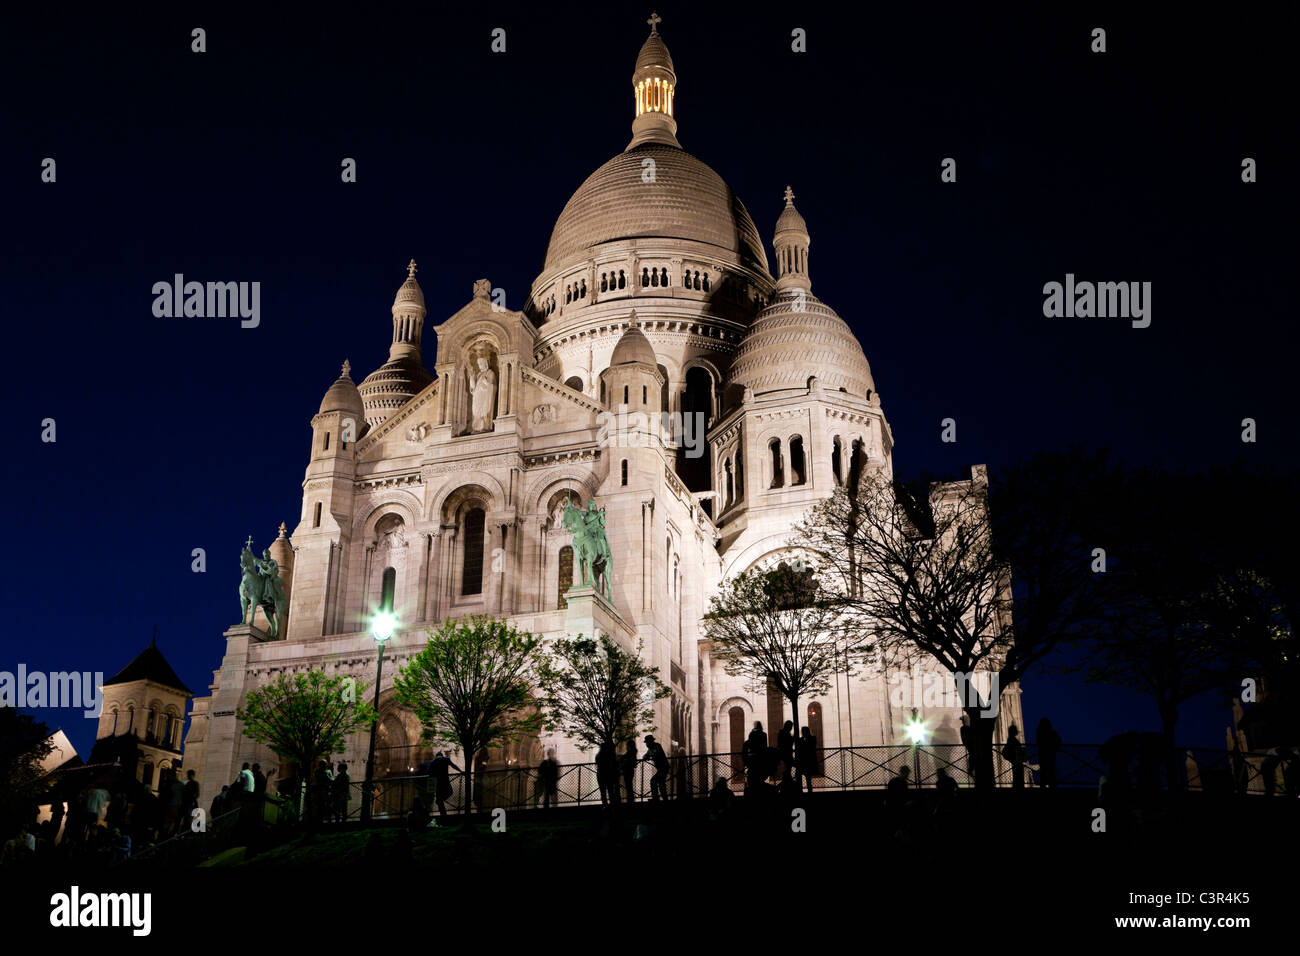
(2, 5, 1293, 760)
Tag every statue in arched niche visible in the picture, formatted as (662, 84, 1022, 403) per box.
(466, 343, 498, 433)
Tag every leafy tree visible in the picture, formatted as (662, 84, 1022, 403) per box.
(0, 707, 54, 837)
(394, 615, 543, 815)
(236, 670, 375, 811)
(703, 558, 848, 746)
(535, 633, 670, 750)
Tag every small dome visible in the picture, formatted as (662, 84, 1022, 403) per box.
(610, 323, 657, 367)
(775, 188, 808, 238)
(319, 360, 366, 420)
(729, 292, 875, 398)
(269, 522, 294, 570)
(358, 358, 434, 428)
(634, 31, 675, 78)
(393, 259, 426, 313)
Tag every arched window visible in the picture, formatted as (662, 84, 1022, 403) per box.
(847, 439, 865, 492)
(323, 431, 330, 451)
(142, 761, 154, 788)
(790, 436, 807, 486)
(728, 706, 745, 779)
(682, 271, 690, 289)
(807, 702, 825, 774)
(769, 439, 784, 488)
(557, 545, 573, 610)
(621, 459, 628, 486)
(580, 279, 587, 298)
(702, 272, 710, 293)
(565, 287, 571, 304)
(651, 268, 659, 287)
(623, 385, 629, 405)
(313, 502, 322, 528)
(380, 567, 396, 613)
(659, 268, 668, 286)
(735, 448, 744, 501)
(565, 375, 583, 392)
(461, 508, 485, 595)
(601, 273, 608, 292)
(724, 457, 734, 508)
(642, 385, 647, 404)
(642, 267, 650, 287)
(832, 437, 843, 486)
(618, 270, 626, 289)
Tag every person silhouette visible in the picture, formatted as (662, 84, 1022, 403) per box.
(644, 736, 670, 801)
(596, 740, 620, 808)
(1002, 725, 1025, 789)
(796, 726, 817, 793)
(743, 721, 768, 795)
(537, 749, 560, 809)
(620, 739, 639, 802)
(777, 721, 795, 785)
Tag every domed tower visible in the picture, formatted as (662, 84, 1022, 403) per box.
(599, 314, 668, 493)
(291, 360, 366, 640)
(713, 189, 893, 555)
(526, 14, 774, 500)
(268, 520, 295, 626)
(358, 260, 435, 429)
(313, 359, 366, 458)
(628, 12, 679, 149)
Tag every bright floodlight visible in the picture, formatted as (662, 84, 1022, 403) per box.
(371, 611, 396, 642)
(906, 718, 926, 745)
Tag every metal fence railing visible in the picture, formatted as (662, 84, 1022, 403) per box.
(285, 743, 1292, 822)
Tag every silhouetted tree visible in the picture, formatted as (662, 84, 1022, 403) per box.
(535, 633, 669, 750)
(800, 452, 1115, 789)
(0, 708, 54, 837)
(703, 559, 850, 746)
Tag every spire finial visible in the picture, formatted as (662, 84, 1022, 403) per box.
(407, 258, 418, 280)
(647, 11, 661, 34)
(277, 521, 288, 538)
(151, 625, 158, 647)
(341, 359, 351, 379)
(629, 309, 638, 328)
(784, 185, 795, 205)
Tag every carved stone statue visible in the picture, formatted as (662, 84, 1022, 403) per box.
(239, 537, 288, 637)
(531, 403, 557, 425)
(407, 422, 431, 442)
(467, 351, 497, 433)
(561, 498, 614, 601)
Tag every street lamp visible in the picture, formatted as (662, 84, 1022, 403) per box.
(360, 610, 396, 824)
(906, 707, 926, 789)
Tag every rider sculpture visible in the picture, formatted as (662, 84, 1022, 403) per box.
(562, 498, 614, 602)
(238, 536, 288, 637)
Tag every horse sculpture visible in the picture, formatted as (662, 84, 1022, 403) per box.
(239, 545, 287, 637)
(562, 498, 614, 602)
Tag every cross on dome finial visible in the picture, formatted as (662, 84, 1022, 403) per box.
(341, 359, 351, 378)
(647, 11, 661, 34)
(784, 185, 795, 204)
(277, 521, 288, 537)
(407, 258, 418, 279)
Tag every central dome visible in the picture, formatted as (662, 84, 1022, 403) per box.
(542, 143, 769, 276)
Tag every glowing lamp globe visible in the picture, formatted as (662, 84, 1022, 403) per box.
(371, 611, 396, 642)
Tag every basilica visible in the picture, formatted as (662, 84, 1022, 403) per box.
(182, 16, 1022, 792)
